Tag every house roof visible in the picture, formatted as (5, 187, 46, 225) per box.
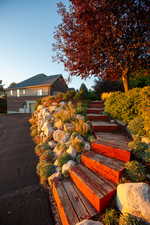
(10, 74, 62, 89)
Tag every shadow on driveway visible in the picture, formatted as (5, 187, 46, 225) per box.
(0, 114, 54, 225)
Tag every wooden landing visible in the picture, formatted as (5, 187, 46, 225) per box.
(81, 152, 124, 183)
(52, 178, 97, 225)
(69, 165, 116, 211)
(92, 131, 131, 162)
(91, 121, 119, 132)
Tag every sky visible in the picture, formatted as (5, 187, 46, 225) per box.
(0, 0, 95, 89)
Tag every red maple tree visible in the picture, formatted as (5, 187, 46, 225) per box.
(53, 0, 150, 92)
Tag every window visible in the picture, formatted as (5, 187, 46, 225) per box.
(17, 89, 20, 97)
(10, 90, 13, 96)
(37, 89, 42, 96)
(23, 89, 26, 95)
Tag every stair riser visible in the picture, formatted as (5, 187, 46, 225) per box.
(88, 115, 109, 121)
(87, 109, 104, 114)
(92, 125, 119, 132)
(69, 170, 115, 211)
(92, 143, 130, 162)
(89, 104, 104, 108)
(81, 155, 123, 183)
(70, 170, 100, 211)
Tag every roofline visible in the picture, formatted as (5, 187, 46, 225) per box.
(7, 83, 52, 90)
(7, 74, 65, 90)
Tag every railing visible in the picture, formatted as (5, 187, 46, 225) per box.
(7, 91, 49, 97)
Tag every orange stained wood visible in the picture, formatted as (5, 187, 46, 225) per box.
(52, 177, 98, 225)
(52, 179, 79, 225)
(92, 142, 130, 162)
(69, 165, 116, 211)
(81, 152, 124, 183)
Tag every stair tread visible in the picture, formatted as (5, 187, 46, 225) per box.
(92, 121, 118, 127)
(95, 131, 130, 150)
(87, 108, 104, 110)
(70, 163, 116, 211)
(52, 178, 97, 225)
(78, 164, 116, 191)
(83, 152, 124, 171)
(87, 113, 107, 116)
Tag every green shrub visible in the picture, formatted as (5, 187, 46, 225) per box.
(40, 150, 55, 162)
(139, 86, 150, 138)
(34, 143, 50, 157)
(104, 87, 150, 139)
(58, 153, 72, 167)
(128, 140, 149, 162)
(93, 79, 123, 95)
(124, 161, 146, 182)
(102, 209, 119, 225)
(63, 90, 76, 101)
(76, 102, 87, 115)
(87, 90, 98, 100)
(39, 163, 56, 178)
(128, 117, 145, 136)
(104, 91, 129, 122)
(143, 148, 150, 163)
(119, 213, 146, 225)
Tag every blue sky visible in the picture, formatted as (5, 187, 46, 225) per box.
(0, 0, 95, 89)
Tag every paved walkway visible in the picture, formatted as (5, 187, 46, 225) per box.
(0, 114, 53, 225)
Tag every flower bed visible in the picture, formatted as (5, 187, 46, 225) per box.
(29, 95, 95, 186)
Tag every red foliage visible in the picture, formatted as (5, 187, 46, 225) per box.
(53, 0, 150, 91)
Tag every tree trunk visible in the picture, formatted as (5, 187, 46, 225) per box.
(122, 68, 129, 92)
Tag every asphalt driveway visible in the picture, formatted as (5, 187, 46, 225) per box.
(0, 114, 53, 225)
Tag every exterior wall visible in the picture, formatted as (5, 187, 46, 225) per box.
(7, 96, 42, 113)
(50, 77, 68, 95)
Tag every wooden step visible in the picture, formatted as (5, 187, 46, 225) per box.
(69, 165, 116, 211)
(89, 103, 104, 108)
(87, 114, 109, 121)
(81, 152, 124, 183)
(92, 132, 131, 162)
(91, 121, 119, 132)
(52, 178, 97, 225)
(87, 108, 104, 114)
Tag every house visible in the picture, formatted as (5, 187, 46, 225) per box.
(7, 73, 68, 113)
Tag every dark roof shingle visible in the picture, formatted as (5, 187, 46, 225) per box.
(10, 74, 62, 89)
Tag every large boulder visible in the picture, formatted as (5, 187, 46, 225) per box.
(76, 220, 103, 225)
(62, 160, 76, 175)
(53, 130, 68, 143)
(116, 182, 150, 223)
(43, 124, 54, 137)
(64, 123, 74, 132)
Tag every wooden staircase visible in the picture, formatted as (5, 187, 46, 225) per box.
(50, 101, 131, 225)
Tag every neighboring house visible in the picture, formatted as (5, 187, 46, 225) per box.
(7, 74, 68, 113)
